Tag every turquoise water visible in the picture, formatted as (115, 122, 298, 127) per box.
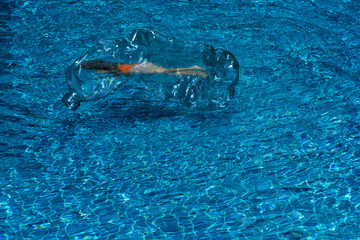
(1, 0, 360, 239)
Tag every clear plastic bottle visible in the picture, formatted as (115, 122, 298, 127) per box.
(62, 28, 239, 110)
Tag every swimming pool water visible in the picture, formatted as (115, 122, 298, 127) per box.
(1, 0, 360, 239)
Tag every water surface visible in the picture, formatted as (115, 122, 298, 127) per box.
(1, 0, 360, 239)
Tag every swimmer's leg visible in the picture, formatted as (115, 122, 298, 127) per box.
(130, 62, 209, 78)
(166, 66, 209, 78)
(169, 66, 206, 71)
(170, 70, 210, 79)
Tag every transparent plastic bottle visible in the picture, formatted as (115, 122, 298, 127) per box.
(62, 28, 239, 110)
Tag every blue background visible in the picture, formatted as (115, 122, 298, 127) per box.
(1, 0, 360, 239)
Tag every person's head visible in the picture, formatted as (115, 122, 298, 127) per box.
(80, 60, 119, 73)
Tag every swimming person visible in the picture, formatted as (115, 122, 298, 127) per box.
(80, 60, 210, 79)
(63, 28, 239, 111)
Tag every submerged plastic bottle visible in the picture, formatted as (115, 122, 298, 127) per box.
(62, 28, 239, 110)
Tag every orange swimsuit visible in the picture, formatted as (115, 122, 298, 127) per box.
(117, 64, 135, 74)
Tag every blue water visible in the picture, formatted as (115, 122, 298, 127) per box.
(1, 0, 360, 239)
